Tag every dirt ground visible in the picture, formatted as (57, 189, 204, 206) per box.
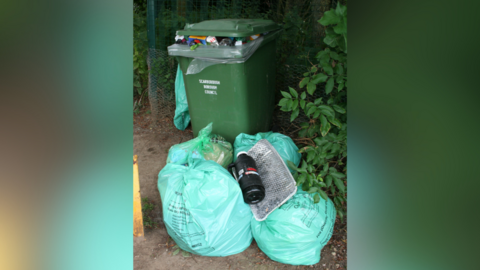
(133, 110, 347, 270)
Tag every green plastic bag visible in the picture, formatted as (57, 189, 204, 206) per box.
(167, 123, 233, 168)
(174, 64, 190, 130)
(233, 132, 301, 172)
(158, 159, 253, 256)
(251, 189, 336, 265)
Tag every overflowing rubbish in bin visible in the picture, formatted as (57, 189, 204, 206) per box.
(167, 122, 233, 168)
(158, 158, 253, 256)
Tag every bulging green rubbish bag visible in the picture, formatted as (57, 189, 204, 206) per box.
(158, 159, 253, 256)
(167, 122, 233, 168)
(251, 190, 336, 265)
(174, 64, 190, 130)
(233, 132, 301, 172)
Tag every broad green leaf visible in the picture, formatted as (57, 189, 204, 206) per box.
(307, 187, 318, 194)
(172, 249, 180, 256)
(321, 109, 335, 119)
(333, 177, 345, 193)
(301, 160, 308, 169)
(333, 104, 346, 114)
(331, 143, 340, 154)
(307, 151, 315, 162)
(307, 106, 317, 117)
(327, 97, 334, 104)
(134, 62, 139, 70)
(299, 129, 307, 138)
(311, 66, 318, 73)
(331, 172, 346, 178)
(336, 64, 344, 75)
(299, 77, 310, 88)
(333, 20, 347, 35)
(290, 108, 299, 122)
(307, 82, 316, 95)
(313, 193, 320, 203)
(300, 99, 305, 109)
(318, 189, 329, 201)
(281, 91, 291, 98)
(338, 82, 345, 91)
(300, 91, 306, 99)
(329, 167, 338, 172)
(310, 73, 328, 84)
(278, 98, 289, 106)
(325, 77, 335, 94)
(307, 173, 314, 184)
(326, 175, 333, 187)
(318, 105, 335, 115)
(329, 118, 342, 128)
(335, 3, 347, 17)
(336, 75, 345, 83)
(134, 81, 141, 87)
(320, 115, 331, 136)
(306, 102, 315, 109)
(297, 173, 306, 186)
(313, 109, 322, 119)
(302, 181, 310, 191)
(319, 10, 341, 26)
(323, 65, 334, 76)
(314, 137, 328, 146)
(182, 251, 190, 257)
(289, 87, 298, 98)
(303, 72, 310, 76)
(330, 51, 339, 60)
(292, 99, 299, 111)
(285, 99, 293, 111)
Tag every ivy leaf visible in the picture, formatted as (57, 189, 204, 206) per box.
(333, 104, 346, 114)
(290, 108, 300, 122)
(333, 177, 346, 193)
(300, 99, 306, 109)
(333, 20, 347, 35)
(172, 249, 180, 256)
(299, 77, 310, 88)
(310, 73, 328, 84)
(320, 115, 331, 136)
(307, 82, 317, 95)
(319, 10, 341, 26)
(326, 175, 333, 187)
(289, 86, 298, 98)
(281, 91, 292, 98)
(313, 193, 320, 203)
(325, 77, 335, 94)
(278, 98, 289, 107)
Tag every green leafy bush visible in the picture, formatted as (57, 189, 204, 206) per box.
(279, 3, 347, 220)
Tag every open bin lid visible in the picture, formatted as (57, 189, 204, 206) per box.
(176, 19, 281, 37)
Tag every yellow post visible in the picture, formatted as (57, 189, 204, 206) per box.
(133, 155, 144, 238)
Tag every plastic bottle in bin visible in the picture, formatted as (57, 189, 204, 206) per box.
(228, 152, 265, 204)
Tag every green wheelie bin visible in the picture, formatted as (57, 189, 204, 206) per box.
(168, 19, 282, 143)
